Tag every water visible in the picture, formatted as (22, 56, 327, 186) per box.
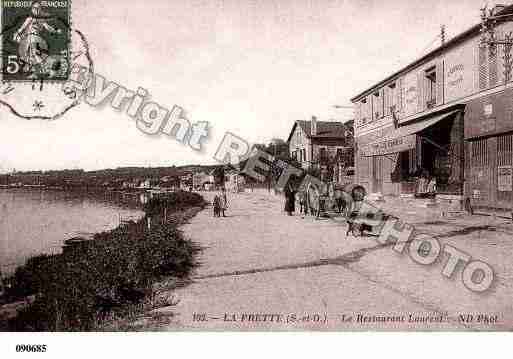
(0, 189, 144, 275)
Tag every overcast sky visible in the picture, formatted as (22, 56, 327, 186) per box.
(0, 0, 492, 172)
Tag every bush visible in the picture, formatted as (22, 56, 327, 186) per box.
(144, 191, 205, 216)
(5, 191, 205, 331)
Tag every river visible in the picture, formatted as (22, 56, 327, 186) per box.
(0, 189, 144, 275)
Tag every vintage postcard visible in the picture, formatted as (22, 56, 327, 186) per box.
(1, 0, 513, 345)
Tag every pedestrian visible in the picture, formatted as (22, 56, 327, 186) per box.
(213, 195, 221, 217)
(427, 176, 437, 197)
(297, 189, 308, 217)
(219, 187, 228, 217)
(284, 182, 296, 216)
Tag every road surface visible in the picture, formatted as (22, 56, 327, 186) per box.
(151, 190, 513, 331)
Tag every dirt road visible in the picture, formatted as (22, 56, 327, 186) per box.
(153, 190, 513, 331)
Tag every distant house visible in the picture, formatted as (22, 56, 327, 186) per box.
(180, 173, 193, 191)
(286, 116, 353, 168)
(192, 172, 213, 190)
(286, 116, 354, 184)
(225, 171, 245, 193)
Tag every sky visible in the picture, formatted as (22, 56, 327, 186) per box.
(0, 0, 495, 172)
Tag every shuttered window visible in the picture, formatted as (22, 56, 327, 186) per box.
(436, 61, 444, 105)
(489, 45, 498, 87)
(372, 90, 384, 120)
(417, 72, 424, 112)
(396, 78, 403, 111)
(479, 45, 488, 90)
(360, 98, 368, 126)
(425, 67, 437, 108)
(384, 83, 396, 116)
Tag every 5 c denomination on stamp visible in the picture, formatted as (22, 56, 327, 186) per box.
(1, 0, 70, 81)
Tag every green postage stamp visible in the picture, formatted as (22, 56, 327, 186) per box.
(1, 0, 70, 81)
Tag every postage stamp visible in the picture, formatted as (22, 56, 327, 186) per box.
(1, 0, 70, 82)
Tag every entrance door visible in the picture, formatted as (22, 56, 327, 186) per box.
(372, 157, 383, 193)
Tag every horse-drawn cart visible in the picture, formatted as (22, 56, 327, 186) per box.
(304, 182, 390, 237)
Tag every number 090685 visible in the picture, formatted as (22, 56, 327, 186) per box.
(15, 344, 47, 353)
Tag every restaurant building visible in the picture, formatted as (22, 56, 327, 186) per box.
(351, 4, 513, 212)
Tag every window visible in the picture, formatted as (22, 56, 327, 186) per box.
(302, 149, 306, 163)
(373, 91, 383, 120)
(385, 83, 397, 116)
(425, 67, 436, 108)
(360, 98, 368, 126)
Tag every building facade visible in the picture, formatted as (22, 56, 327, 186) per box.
(287, 117, 354, 183)
(351, 4, 513, 211)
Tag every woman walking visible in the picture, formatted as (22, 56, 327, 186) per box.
(284, 183, 296, 216)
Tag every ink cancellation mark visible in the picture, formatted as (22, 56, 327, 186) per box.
(1, 0, 71, 82)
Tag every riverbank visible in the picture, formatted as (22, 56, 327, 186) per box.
(0, 191, 207, 331)
(0, 188, 145, 275)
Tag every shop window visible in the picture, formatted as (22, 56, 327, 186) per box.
(425, 67, 437, 108)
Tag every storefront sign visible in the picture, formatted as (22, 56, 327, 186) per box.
(447, 64, 464, 88)
(360, 134, 416, 157)
(498, 166, 513, 192)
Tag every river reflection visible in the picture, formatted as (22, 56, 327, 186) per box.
(0, 189, 144, 275)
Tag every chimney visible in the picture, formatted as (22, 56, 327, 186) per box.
(311, 116, 317, 136)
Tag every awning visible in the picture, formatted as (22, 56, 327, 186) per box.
(360, 109, 461, 157)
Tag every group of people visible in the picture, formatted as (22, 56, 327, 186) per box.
(415, 169, 437, 198)
(213, 188, 228, 217)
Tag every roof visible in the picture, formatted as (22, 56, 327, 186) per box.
(286, 120, 350, 143)
(351, 4, 513, 102)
